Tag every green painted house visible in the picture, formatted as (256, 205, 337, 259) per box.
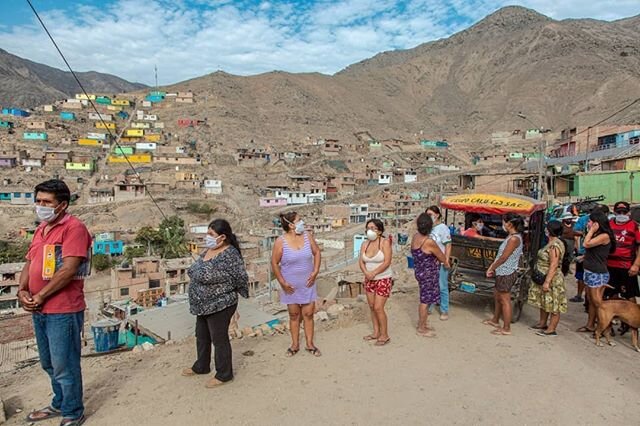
(573, 170, 640, 204)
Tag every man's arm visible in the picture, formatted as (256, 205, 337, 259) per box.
(31, 257, 84, 307)
(17, 261, 38, 311)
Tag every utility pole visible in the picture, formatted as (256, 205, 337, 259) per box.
(537, 138, 546, 201)
(630, 172, 635, 203)
(584, 127, 591, 172)
(154, 65, 158, 90)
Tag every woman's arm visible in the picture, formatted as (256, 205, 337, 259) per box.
(583, 232, 609, 249)
(543, 245, 560, 292)
(358, 242, 368, 275)
(425, 239, 450, 268)
(271, 238, 294, 294)
(487, 237, 520, 275)
(233, 253, 250, 298)
(307, 232, 322, 287)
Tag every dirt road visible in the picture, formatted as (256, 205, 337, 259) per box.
(2, 281, 639, 425)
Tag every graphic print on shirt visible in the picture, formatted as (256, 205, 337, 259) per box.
(42, 245, 92, 280)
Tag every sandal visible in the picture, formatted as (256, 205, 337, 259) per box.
(363, 334, 379, 341)
(26, 406, 62, 422)
(536, 330, 558, 337)
(375, 338, 391, 346)
(482, 319, 500, 328)
(491, 328, 512, 336)
(205, 377, 232, 388)
(576, 326, 595, 333)
(59, 415, 86, 426)
(305, 347, 322, 357)
(285, 347, 299, 357)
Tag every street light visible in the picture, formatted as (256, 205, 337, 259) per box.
(517, 112, 547, 201)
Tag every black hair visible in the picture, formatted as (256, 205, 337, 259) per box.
(614, 201, 630, 212)
(34, 179, 71, 204)
(588, 211, 616, 253)
(279, 211, 297, 232)
(502, 212, 525, 233)
(547, 221, 570, 275)
(416, 213, 433, 236)
(366, 218, 384, 234)
(593, 204, 610, 215)
(426, 205, 441, 220)
(209, 218, 242, 257)
(468, 213, 482, 223)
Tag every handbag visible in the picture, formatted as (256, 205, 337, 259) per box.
(532, 267, 546, 285)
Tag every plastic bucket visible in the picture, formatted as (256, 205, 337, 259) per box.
(407, 256, 414, 269)
(92, 319, 121, 353)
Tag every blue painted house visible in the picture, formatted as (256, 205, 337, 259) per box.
(2, 108, 30, 117)
(93, 240, 124, 256)
(60, 112, 76, 121)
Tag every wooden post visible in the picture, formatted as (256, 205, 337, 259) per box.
(134, 320, 139, 346)
(167, 331, 171, 341)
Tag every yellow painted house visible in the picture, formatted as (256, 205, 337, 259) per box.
(78, 138, 103, 147)
(107, 154, 151, 163)
(96, 122, 116, 130)
(66, 162, 95, 171)
(107, 105, 123, 111)
(145, 134, 161, 142)
(125, 129, 144, 137)
(75, 94, 96, 100)
(111, 99, 131, 106)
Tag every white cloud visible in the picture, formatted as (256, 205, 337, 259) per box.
(0, 0, 637, 84)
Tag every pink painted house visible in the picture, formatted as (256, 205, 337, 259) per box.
(259, 197, 288, 208)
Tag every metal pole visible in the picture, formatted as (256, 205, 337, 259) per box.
(584, 127, 591, 172)
(630, 172, 635, 203)
(537, 138, 546, 201)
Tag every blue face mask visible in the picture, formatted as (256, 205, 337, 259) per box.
(295, 220, 305, 234)
(205, 235, 220, 249)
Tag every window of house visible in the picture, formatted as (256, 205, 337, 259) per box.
(120, 287, 129, 296)
(13, 193, 21, 198)
(169, 285, 178, 293)
(149, 279, 161, 288)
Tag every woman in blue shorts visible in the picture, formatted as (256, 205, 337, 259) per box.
(577, 211, 615, 332)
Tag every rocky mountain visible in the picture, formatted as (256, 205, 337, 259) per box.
(0, 48, 147, 108)
(164, 6, 640, 145)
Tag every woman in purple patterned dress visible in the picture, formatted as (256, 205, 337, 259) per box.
(411, 213, 449, 337)
(271, 211, 322, 357)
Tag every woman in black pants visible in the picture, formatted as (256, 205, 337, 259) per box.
(182, 219, 249, 388)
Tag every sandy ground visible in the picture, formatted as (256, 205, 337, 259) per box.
(2, 278, 640, 425)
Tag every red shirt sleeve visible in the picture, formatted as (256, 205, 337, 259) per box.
(635, 225, 640, 244)
(62, 223, 91, 259)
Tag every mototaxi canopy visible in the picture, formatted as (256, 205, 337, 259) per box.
(440, 193, 546, 216)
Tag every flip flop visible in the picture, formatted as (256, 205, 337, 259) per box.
(26, 406, 61, 422)
(491, 329, 512, 336)
(305, 347, 322, 357)
(285, 347, 299, 357)
(482, 319, 500, 328)
(363, 334, 379, 341)
(375, 338, 391, 346)
(416, 329, 436, 337)
(576, 326, 595, 333)
(60, 415, 86, 426)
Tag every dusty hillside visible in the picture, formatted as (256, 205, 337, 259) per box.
(159, 6, 640, 146)
(0, 48, 147, 108)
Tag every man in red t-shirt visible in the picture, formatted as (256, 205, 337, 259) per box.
(17, 180, 91, 425)
(606, 201, 640, 302)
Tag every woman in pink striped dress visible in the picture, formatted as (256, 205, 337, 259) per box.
(271, 211, 322, 357)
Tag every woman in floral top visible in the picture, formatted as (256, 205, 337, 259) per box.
(182, 219, 249, 388)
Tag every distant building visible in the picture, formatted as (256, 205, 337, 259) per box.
(0, 262, 25, 310)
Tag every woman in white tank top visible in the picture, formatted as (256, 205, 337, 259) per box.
(359, 219, 393, 346)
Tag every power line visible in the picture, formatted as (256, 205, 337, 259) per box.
(25, 0, 169, 222)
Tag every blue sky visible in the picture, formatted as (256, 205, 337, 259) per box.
(1, 0, 638, 85)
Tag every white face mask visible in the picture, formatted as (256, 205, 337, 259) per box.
(366, 229, 379, 241)
(205, 235, 221, 249)
(294, 220, 305, 235)
(35, 205, 59, 223)
(615, 215, 630, 224)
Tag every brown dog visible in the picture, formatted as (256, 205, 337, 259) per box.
(595, 299, 640, 352)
